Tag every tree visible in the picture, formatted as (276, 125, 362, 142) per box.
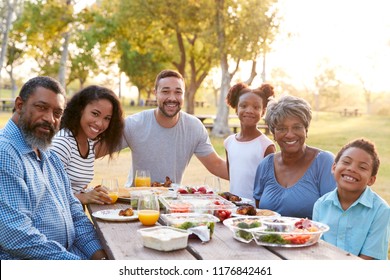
(270, 68, 300, 97)
(58, 0, 72, 88)
(11, 0, 73, 80)
(313, 64, 341, 111)
(357, 75, 373, 115)
(118, 41, 167, 103)
(4, 42, 23, 96)
(8, 0, 101, 90)
(0, 0, 21, 90)
(96, 0, 220, 113)
(66, 3, 110, 89)
(212, 0, 278, 137)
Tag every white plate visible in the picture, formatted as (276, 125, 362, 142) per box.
(92, 209, 139, 222)
(231, 209, 280, 218)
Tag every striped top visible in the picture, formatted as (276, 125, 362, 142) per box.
(51, 128, 95, 193)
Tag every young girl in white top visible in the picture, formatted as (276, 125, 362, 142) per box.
(51, 85, 124, 205)
(224, 83, 276, 203)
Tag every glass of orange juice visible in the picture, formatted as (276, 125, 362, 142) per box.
(101, 178, 119, 203)
(137, 194, 160, 226)
(134, 170, 151, 187)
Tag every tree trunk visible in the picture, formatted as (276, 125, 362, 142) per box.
(185, 86, 195, 114)
(211, 0, 234, 137)
(244, 59, 258, 86)
(364, 91, 371, 115)
(185, 55, 209, 114)
(6, 65, 16, 98)
(212, 56, 231, 137)
(58, 31, 70, 89)
(0, 0, 17, 84)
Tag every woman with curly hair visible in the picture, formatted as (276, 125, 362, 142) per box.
(51, 85, 124, 205)
(224, 82, 276, 203)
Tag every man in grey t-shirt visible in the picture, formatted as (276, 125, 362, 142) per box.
(119, 69, 228, 185)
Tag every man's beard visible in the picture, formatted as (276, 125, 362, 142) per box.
(18, 111, 57, 151)
(159, 101, 181, 118)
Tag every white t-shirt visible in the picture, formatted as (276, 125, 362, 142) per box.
(120, 109, 215, 184)
(224, 134, 274, 202)
(51, 128, 95, 193)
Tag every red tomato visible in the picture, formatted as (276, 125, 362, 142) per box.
(283, 235, 310, 244)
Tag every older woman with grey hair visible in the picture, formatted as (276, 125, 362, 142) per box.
(253, 95, 336, 219)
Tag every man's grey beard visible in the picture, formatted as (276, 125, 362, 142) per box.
(18, 111, 57, 151)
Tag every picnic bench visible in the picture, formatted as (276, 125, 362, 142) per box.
(0, 98, 14, 112)
(340, 108, 361, 117)
(145, 99, 157, 107)
(204, 123, 270, 134)
(196, 114, 270, 135)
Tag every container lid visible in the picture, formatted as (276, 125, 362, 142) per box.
(159, 193, 236, 212)
(161, 213, 220, 225)
(137, 226, 189, 237)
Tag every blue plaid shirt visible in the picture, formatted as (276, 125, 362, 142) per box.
(0, 120, 103, 259)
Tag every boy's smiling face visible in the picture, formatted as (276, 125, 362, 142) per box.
(332, 147, 376, 195)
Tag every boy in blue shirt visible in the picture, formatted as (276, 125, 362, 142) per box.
(313, 138, 390, 260)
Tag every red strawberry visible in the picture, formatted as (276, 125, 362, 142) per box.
(197, 186, 207, 194)
(178, 188, 188, 194)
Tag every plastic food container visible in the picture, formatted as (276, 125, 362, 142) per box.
(137, 226, 190, 251)
(159, 194, 236, 216)
(161, 213, 219, 239)
(223, 216, 265, 243)
(261, 217, 299, 232)
(252, 218, 330, 247)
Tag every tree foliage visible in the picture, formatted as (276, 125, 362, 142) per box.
(101, 0, 220, 113)
(0, 0, 23, 91)
(212, 0, 278, 137)
(3, 0, 279, 122)
(314, 65, 341, 110)
(11, 0, 73, 77)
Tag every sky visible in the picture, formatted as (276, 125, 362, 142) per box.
(265, 0, 390, 92)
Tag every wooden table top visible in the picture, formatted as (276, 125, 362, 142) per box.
(87, 202, 361, 260)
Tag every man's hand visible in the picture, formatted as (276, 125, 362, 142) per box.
(91, 249, 108, 260)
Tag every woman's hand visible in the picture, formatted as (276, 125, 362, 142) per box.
(75, 185, 113, 205)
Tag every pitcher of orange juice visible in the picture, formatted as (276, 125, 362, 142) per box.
(101, 178, 119, 203)
(137, 194, 160, 226)
(134, 170, 151, 187)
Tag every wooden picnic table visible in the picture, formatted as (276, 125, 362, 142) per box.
(0, 98, 14, 112)
(87, 202, 360, 260)
(195, 114, 270, 134)
(195, 114, 238, 123)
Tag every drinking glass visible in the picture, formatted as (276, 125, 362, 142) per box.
(101, 178, 119, 204)
(204, 176, 221, 194)
(134, 170, 151, 187)
(137, 194, 160, 226)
